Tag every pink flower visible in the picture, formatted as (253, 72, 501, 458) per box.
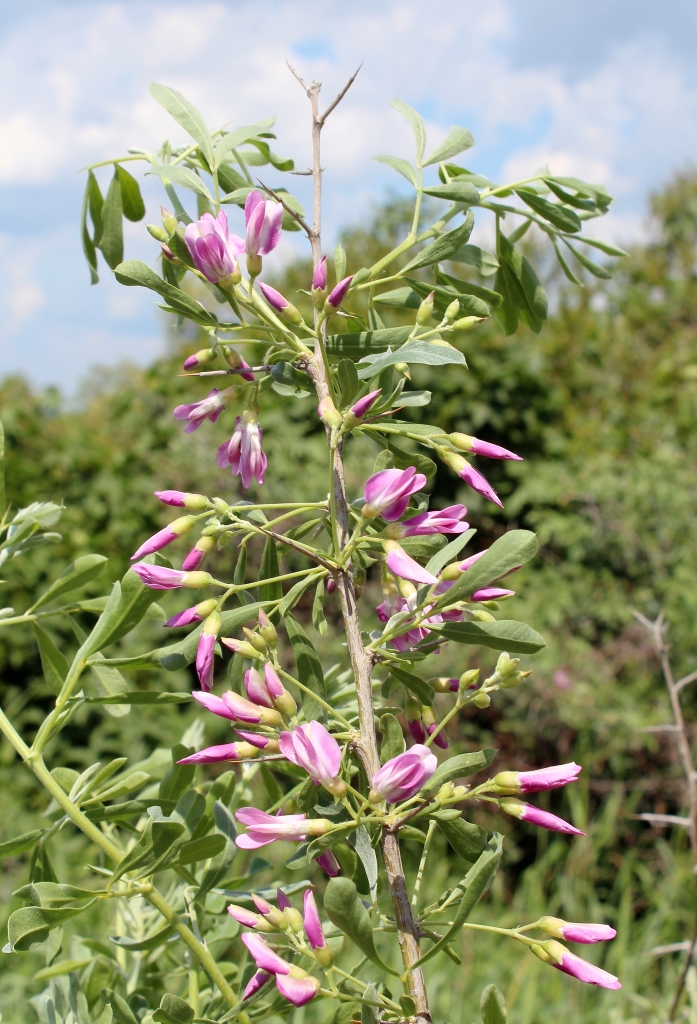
(275, 973, 321, 1006)
(234, 808, 332, 849)
(192, 690, 236, 720)
(244, 667, 273, 707)
(182, 535, 215, 571)
(540, 941, 621, 989)
(226, 691, 282, 727)
(242, 932, 290, 974)
(195, 612, 221, 691)
(350, 389, 382, 420)
(470, 587, 515, 602)
(500, 798, 585, 836)
(450, 432, 523, 461)
(391, 505, 469, 538)
(459, 550, 487, 572)
(241, 932, 321, 1005)
(176, 741, 260, 764)
(363, 467, 427, 521)
(327, 275, 353, 308)
(303, 890, 327, 949)
(376, 589, 441, 651)
(243, 970, 272, 1000)
(316, 850, 340, 876)
(539, 917, 616, 943)
(174, 387, 233, 434)
(228, 904, 264, 929)
(258, 281, 289, 312)
(217, 412, 267, 488)
(130, 516, 195, 560)
(155, 490, 209, 510)
(406, 698, 426, 743)
(131, 563, 211, 590)
(164, 598, 217, 628)
(494, 763, 582, 795)
(459, 462, 502, 507)
(235, 730, 279, 752)
(312, 257, 327, 291)
(244, 191, 283, 257)
(384, 542, 439, 586)
(278, 722, 344, 793)
(185, 211, 244, 285)
(369, 745, 437, 804)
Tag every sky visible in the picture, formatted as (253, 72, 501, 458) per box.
(1, 0, 696, 390)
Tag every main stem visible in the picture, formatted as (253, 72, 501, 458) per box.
(296, 69, 431, 1023)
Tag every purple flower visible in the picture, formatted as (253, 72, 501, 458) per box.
(350, 389, 382, 421)
(130, 563, 211, 590)
(182, 535, 215, 571)
(235, 729, 279, 752)
(369, 745, 437, 804)
(258, 281, 289, 312)
(539, 917, 616, 944)
(195, 612, 221, 691)
(217, 412, 267, 489)
(243, 970, 272, 1000)
(275, 972, 321, 1007)
(228, 904, 274, 931)
(363, 467, 427, 521)
(500, 798, 585, 836)
(470, 587, 515, 602)
(164, 598, 217, 628)
(459, 462, 502, 507)
(422, 706, 448, 750)
(494, 763, 582, 795)
(389, 505, 469, 538)
(384, 541, 439, 586)
(312, 256, 327, 291)
(244, 191, 283, 257)
(302, 890, 333, 964)
(535, 941, 621, 989)
(242, 932, 290, 974)
(155, 490, 209, 510)
(326, 275, 353, 308)
(174, 387, 231, 434)
(176, 741, 260, 764)
(192, 689, 282, 727)
(450, 432, 523, 461)
(130, 516, 195, 561)
(234, 808, 332, 849)
(316, 850, 341, 877)
(278, 722, 345, 794)
(184, 211, 244, 285)
(405, 696, 426, 743)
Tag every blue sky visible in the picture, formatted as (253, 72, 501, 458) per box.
(1, 0, 696, 390)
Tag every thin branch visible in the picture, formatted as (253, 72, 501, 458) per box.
(676, 670, 697, 693)
(632, 813, 692, 827)
(256, 177, 313, 239)
(319, 65, 362, 124)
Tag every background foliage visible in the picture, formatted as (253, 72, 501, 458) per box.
(1, 170, 696, 1023)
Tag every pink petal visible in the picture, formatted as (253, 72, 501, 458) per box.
(386, 547, 439, 586)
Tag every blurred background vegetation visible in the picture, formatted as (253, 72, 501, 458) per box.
(1, 170, 697, 1023)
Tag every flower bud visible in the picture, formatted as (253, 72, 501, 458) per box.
(182, 572, 213, 589)
(147, 223, 169, 243)
(243, 627, 268, 654)
(252, 895, 287, 930)
(451, 316, 485, 332)
(325, 275, 353, 309)
(472, 690, 491, 708)
(394, 362, 410, 377)
(459, 669, 480, 691)
(312, 256, 328, 293)
(405, 694, 425, 743)
(444, 299, 461, 322)
(416, 291, 435, 325)
(440, 561, 464, 581)
(318, 397, 343, 429)
(182, 534, 216, 571)
(161, 206, 178, 234)
(246, 254, 262, 279)
(155, 490, 210, 510)
(258, 609, 277, 646)
(221, 638, 262, 660)
(183, 348, 216, 371)
(314, 943, 334, 968)
(430, 677, 460, 693)
(284, 907, 304, 933)
(422, 705, 448, 749)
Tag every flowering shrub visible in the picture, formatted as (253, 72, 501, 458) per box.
(0, 73, 627, 1023)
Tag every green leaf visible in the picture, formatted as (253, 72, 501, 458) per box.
(422, 750, 497, 796)
(214, 120, 276, 167)
(0, 829, 45, 859)
(159, 745, 196, 803)
(514, 189, 581, 233)
(552, 239, 582, 285)
(278, 575, 318, 618)
(337, 358, 360, 406)
(147, 165, 214, 203)
(258, 536, 282, 612)
(312, 578, 327, 635)
(449, 243, 499, 276)
(270, 361, 312, 396)
(373, 155, 418, 187)
(348, 826, 378, 903)
(152, 994, 195, 1024)
(103, 990, 139, 1024)
(326, 326, 413, 360)
(401, 212, 475, 273)
(7, 903, 96, 952)
(423, 182, 480, 205)
(571, 235, 628, 258)
(84, 691, 189, 705)
(33, 958, 94, 981)
(14, 882, 98, 907)
(33, 624, 68, 695)
(433, 812, 487, 862)
(81, 567, 158, 657)
(423, 126, 476, 166)
(425, 529, 476, 577)
(81, 173, 99, 284)
(109, 924, 175, 951)
(564, 240, 613, 279)
(32, 554, 108, 611)
(391, 99, 426, 162)
(334, 244, 347, 283)
(387, 665, 434, 704)
(544, 179, 597, 212)
(435, 271, 503, 310)
(435, 619, 546, 654)
(99, 171, 124, 270)
(356, 340, 467, 380)
(150, 83, 215, 170)
(285, 614, 327, 723)
(114, 259, 218, 326)
(497, 231, 548, 332)
(379, 713, 405, 764)
(362, 985, 380, 1024)
(481, 984, 507, 1024)
(373, 286, 421, 310)
(324, 877, 399, 975)
(431, 529, 538, 611)
(493, 266, 518, 336)
(116, 165, 145, 221)
(110, 813, 186, 885)
(414, 833, 503, 966)
(175, 833, 226, 865)
(370, 433, 437, 481)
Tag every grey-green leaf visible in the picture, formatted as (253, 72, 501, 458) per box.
(379, 713, 406, 764)
(356, 340, 467, 379)
(391, 99, 427, 161)
(116, 165, 146, 221)
(152, 993, 195, 1024)
(114, 260, 218, 325)
(7, 903, 96, 952)
(285, 614, 327, 723)
(33, 623, 68, 695)
(423, 182, 480, 205)
(326, 326, 413, 361)
(435, 619, 547, 654)
(324, 877, 399, 975)
(449, 243, 499, 276)
(481, 984, 507, 1024)
(431, 530, 538, 611)
(423, 126, 476, 166)
(147, 165, 214, 203)
(150, 83, 215, 170)
(99, 172, 124, 270)
(31, 554, 108, 611)
(433, 812, 487, 863)
(422, 750, 497, 796)
(0, 829, 45, 859)
(401, 211, 475, 273)
(373, 155, 418, 187)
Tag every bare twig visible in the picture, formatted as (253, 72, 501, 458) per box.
(632, 610, 697, 1021)
(632, 813, 692, 827)
(676, 670, 697, 693)
(319, 65, 362, 123)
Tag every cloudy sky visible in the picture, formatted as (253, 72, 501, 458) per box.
(1, 0, 696, 389)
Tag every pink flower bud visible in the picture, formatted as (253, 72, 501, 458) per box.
(234, 808, 332, 849)
(155, 490, 209, 510)
(245, 667, 275, 708)
(312, 256, 328, 291)
(131, 563, 211, 590)
(316, 850, 341, 876)
(196, 611, 221, 691)
(440, 451, 503, 507)
(350, 389, 382, 421)
(243, 970, 272, 1000)
(538, 916, 616, 944)
(449, 432, 523, 461)
(470, 587, 515, 602)
(531, 940, 621, 989)
(384, 540, 439, 586)
(227, 904, 274, 931)
(164, 598, 218, 628)
(176, 741, 260, 763)
(182, 534, 216, 571)
(326, 275, 353, 308)
(493, 763, 582, 795)
(303, 890, 328, 951)
(244, 191, 283, 258)
(499, 798, 585, 836)
(130, 516, 195, 560)
(369, 745, 437, 804)
(279, 722, 345, 795)
(183, 348, 216, 370)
